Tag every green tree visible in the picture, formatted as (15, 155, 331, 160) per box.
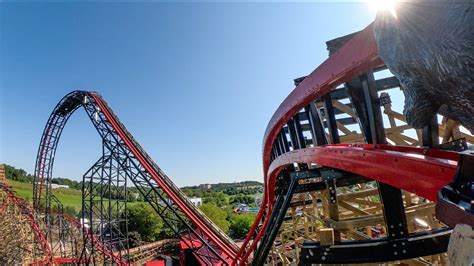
(200, 203, 230, 233)
(4, 164, 34, 183)
(203, 192, 228, 207)
(229, 214, 256, 239)
(230, 194, 254, 205)
(127, 203, 166, 242)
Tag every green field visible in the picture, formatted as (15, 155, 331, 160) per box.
(9, 180, 83, 211)
(9, 180, 142, 214)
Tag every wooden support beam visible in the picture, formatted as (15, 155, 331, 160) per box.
(319, 228, 335, 246)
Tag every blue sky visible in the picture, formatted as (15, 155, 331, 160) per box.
(1, 2, 376, 187)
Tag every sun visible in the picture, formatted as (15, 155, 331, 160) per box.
(367, 0, 399, 18)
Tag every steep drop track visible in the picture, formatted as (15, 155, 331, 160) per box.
(33, 91, 238, 264)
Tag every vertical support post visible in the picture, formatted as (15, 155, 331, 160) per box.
(361, 71, 386, 144)
(346, 78, 372, 143)
(351, 70, 408, 240)
(422, 115, 439, 147)
(287, 118, 302, 150)
(305, 102, 327, 146)
(323, 95, 340, 144)
(293, 114, 308, 170)
(293, 113, 307, 149)
(274, 140, 282, 157)
(323, 172, 340, 241)
(80, 143, 129, 264)
(253, 174, 299, 266)
(279, 131, 290, 153)
(277, 134, 285, 155)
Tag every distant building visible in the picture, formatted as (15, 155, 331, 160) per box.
(189, 197, 202, 207)
(51, 183, 69, 189)
(199, 184, 212, 189)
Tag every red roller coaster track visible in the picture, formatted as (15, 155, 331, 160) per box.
(33, 90, 238, 264)
(26, 21, 471, 265)
(234, 23, 467, 264)
(91, 93, 239, 260)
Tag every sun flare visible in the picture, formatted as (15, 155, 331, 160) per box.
(368, 0, 399, 18)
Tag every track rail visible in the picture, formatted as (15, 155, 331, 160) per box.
(0, 184, 53, 263)
(267, 144, 458, 202)
(92, 93, 239, 259)
(0, 180, 119, 264)
(235, 22, 384, 265)
(33, 91, 238, 264)
(235, 22, 468, 264)
(28, 19, 471, 265)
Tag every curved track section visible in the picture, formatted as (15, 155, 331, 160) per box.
(235, 23, 385, 264)
(236, 23, 470, 265)
(33, 91, 238, 264)
(267, 144, 458, 202)
(29, 21, 472, 265)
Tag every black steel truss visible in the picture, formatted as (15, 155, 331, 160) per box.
(252, 172, 300, 266)
(33, 91, 231, 264)
(300, 228, 451, 264)
(264, 68, 452, 264)
(80, 143, 129, 263)
(436, 153, 474, 227)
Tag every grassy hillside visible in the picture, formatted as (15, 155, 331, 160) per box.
(5, 164, 262, 220)
(9, 180, 144, 215)
(9, 180, 83, 211)
(8, 180, 34, 200)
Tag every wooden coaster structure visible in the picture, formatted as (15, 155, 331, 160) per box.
(235, 24, 473, 265)
(126, 239, 179, 264)
(2, 20, 473, 265)
(268, 67, 472, 265)
(262, 68, 473, 265)
(0, 164, 52, 264)
(0, 165, 34, 264)
(0, 164, 121, 264)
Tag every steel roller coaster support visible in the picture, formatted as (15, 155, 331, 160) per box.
(33, 91, 238, 264)
(28, 19, 473, 266)
(236, 23, 473, 265)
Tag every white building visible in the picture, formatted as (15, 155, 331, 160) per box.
(199, 184, 212, 189)
(189, 197, 202, 207)
(51, 183, 69, 189)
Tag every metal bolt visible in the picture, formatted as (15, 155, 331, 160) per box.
(393, 244, 397, 247)
(403, 250, 406, 253)
(322, 256, 326, 260)
(394, 252, 398, 255)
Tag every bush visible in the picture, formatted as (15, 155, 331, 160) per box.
(126, 203, 171, 242)
(229, 214, 256, 239)
(200, 203, 230, 233)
